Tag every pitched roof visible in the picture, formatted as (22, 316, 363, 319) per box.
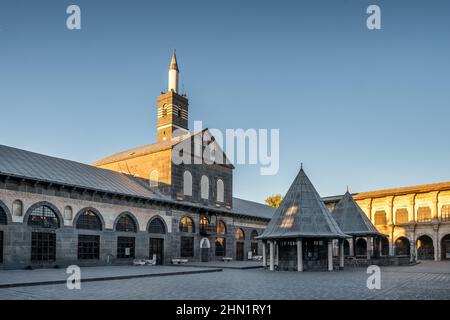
(92, 131, 202, 166)
(0, 144, 273, 220)
(92, 129, 234, 169)
(232, 197, 276, 219)
(259, 168, 348, 239)
(331, 191, 381, 236)
(0, 144, 168, 200)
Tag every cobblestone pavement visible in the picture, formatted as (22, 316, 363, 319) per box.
(0, 261, 449, 300)
(0, 265, 220, 287)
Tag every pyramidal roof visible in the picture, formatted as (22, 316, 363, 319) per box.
(331, 191, 381, 236)
(259, 168, 348, 239)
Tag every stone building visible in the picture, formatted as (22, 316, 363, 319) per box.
(0, 52, 274, 269)
(324, 182, 450, 262)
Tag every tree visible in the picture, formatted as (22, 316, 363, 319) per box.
(265, 194, 283, 208)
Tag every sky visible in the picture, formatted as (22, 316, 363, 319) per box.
(1, 0, 450, 204)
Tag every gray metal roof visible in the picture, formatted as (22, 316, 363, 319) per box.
(0, 144, 273, 220)
(331, 191, 381, 236)
(0, 144, 168, 199)
(232, 197, 276, 219)
(259, 168, 349, 239)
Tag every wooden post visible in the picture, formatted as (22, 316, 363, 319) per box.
(328, 240, 333, 271)
(269, 241, 274, 271)
(297, 239, 303, 272)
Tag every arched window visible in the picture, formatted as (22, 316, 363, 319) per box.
(200, 216, 210, 235)
(216, 179, 224, 203)
(12, 200, 23, 217)
(374, 210, 387, 225)
(201, 175, 209, 199)
(64, 206, 73, 220)
(235, 228, 245, 241)
(250, 230, 258, 240)
(442, 205, 450, 222)
(179, 216, 195, 233)
(148, 217, 166, 234)
(417, 206, 432, 223)
(183, 171, 192, 196)
(76, 210, 102, 230)
(396, 208, 408, 224)
(116, 214, 137, 232)
(28, 205, 59, 229)
(149, 170, 159, 188)
(0, 206, 7, 225)
(217, 220, 227, 235)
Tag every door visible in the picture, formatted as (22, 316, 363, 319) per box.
(236, 242, 244, 261)
(149, 238, 164, 265)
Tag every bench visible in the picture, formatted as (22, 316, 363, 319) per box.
(133, 259, 146, 266)
(171, 259, 188, 264)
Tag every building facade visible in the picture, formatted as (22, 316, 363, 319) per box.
(0, 52, 273, 269)
(324, 183, 450, 262)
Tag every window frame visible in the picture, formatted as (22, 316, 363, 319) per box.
(77, 234, 100, 260)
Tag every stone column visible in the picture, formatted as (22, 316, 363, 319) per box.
(275, 241, 279, 266)
(434, 227, 440, 262)
(378, 237, 383, 257)
(389, 229, 395, 256)
(297, 239, 303, 272)
(269, 241, 274, 271)
(328, 239, 333, 271)
(262, 241, 267, 267)
(349, 237, 355, 256)
(366, 236, 372, 260)
(339, 240, 344, 269)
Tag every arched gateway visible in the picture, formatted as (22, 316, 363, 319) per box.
(257, 168, 349, 272)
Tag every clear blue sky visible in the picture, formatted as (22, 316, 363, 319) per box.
(1, 0, 450, 203)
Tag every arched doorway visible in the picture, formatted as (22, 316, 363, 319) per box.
(355, 238, 367, 257)
(441, 234, 450, 260)
(395, 237, 410, 256)
(235, 228, 245, 261)
(417, 235, 434, 260)
(343, 239, 350, 256)
(200, 238, 211, 262)
(381, 237, 390, 256)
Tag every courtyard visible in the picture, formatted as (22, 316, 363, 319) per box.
(0, 261, 448, 300)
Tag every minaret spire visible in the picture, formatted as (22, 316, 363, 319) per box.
(168, 49, 179, 93)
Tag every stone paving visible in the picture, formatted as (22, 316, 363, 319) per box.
(0, 261, 448, 300)
(0, 265, 221, 288)
(183, 260, 262, 269)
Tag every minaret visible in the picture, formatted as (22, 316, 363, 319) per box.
(156, 51, 189, 142)
(168, 50, 179, 93)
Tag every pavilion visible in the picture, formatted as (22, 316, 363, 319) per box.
(258, 167, 349, 272)
(331, 191, 389, 260)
